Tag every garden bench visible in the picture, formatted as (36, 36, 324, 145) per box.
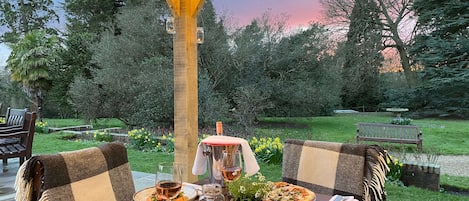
(0, 107, 28, 130)
(356, 122, 422, 152)
(1, 112, 37, 172)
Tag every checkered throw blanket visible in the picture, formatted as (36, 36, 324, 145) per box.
(15, 142, 135, 201)
(282, 139, 389, 201)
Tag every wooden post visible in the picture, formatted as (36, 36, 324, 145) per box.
(166, 0, 205, 182)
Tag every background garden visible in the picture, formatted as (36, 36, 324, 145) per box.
(1, 0, 468, 132)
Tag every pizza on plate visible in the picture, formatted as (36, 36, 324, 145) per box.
(146, 192, 188, 201)
(263, 182, 316, 201)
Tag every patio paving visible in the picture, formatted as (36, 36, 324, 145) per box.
(0, 158, 155, 201)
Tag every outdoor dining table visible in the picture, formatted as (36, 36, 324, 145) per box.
(134, 178, 333, 201)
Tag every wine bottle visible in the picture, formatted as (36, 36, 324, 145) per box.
(216, 121, 223, 135)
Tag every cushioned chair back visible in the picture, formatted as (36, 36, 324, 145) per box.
(15, 142, 135, 201)
(282, 139, 388, 201)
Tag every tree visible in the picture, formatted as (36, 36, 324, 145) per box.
(47, 0, 129, 118)
(5, 30, 60, 120)
(340, 0, 384, 110)
(197, 0, 233, 91)
(321, 0, 418, 87)
(229, 14, 284, 132)
(268, 24, 342, 116)
(0, 0, 58, 43)
(400, 0, 469, 118)
(410, 0, 469, 69)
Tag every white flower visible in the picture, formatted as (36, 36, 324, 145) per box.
(239, 186, 246, 194)
(255, 190, 262, 198)
(258, 174, 266, 182)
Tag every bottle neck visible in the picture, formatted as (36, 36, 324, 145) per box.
(216, 121, 223, 135)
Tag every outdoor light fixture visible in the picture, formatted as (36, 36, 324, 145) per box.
(196, 27, 204, 44)
(166, 17, 176, 34)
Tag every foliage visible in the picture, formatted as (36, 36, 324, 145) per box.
(229, 18, 275, 133)
(0, 116, 4, 123)
(321, 0, 417, 87)
(382, 69, 469, 119)
(92, 130, 112, 142)
(68, 1, 177, 126)
(267, 24, 341, 116)
(127, 128, 175, 153)
(391, 118, 412, 125)
(6, 30, 60, 120)
(411, 0, 469, 69)
(54, 0, 135, 118)
(249, 137, 283, 164)
(198, 70, 230, 126)
(159, 133, 175, 153)
(0, 72, 29, 108)
(386, 155, 404, 184)
(127, 128, 158, 150)
(232, 84, 273, 135)
(0, 0, 58, 43)
(35, 121, 48, 133)
(340, 0, 384, 110)
(226, 172, 272, 201)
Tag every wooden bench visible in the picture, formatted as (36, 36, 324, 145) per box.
(0, 107, 28, 130)
(1, 112, 37, 172)
(356, 123, 422, 152)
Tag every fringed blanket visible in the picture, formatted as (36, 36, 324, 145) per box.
(15, 142, 135, 201)
(282, 139, 389, 201)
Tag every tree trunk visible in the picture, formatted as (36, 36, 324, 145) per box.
(392, 30, 417, 88)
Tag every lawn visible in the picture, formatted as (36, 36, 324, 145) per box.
(35, 113, 469, 200)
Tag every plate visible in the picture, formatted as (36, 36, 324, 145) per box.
(133, 183, 200, 201)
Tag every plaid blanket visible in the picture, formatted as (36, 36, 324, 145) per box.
(282, 139, 388, 201)
(15, 142, 135, 201)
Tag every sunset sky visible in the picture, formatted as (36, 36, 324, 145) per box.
(1, 0, 326, 66)
(212, 0, 325, 29)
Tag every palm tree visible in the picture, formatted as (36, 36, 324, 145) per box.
(6, 30, 60, 121)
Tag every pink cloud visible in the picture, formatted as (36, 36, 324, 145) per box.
(212, 0, 324, 28)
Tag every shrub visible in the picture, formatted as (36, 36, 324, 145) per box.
(159, 133, 175, 153)
(35, 121, 48, 133)
(128, 128, 158, 150)
(391, 118, 412, 125)
(127, 128, 176, 153)
(386, 155, 403, 184)
(93, 130, 112, 142)
(249, 137, 283, 164)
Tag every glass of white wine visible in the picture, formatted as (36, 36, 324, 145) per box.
(221, 150, 242, 182)
(155, 162, 183, 200)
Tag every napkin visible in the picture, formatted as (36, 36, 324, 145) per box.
(329, 195, 358, 201)
(192, 135, 260, 179)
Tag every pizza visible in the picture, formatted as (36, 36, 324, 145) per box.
(146, 192, 188, 201)
(263, 182, 316, 201)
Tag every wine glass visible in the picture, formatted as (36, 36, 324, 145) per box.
(221, 150, 242, 182)
(155, 162, 183, 200)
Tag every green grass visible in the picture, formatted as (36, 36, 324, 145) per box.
(33, 113, 469, 200)
(258, 113, 469, 155)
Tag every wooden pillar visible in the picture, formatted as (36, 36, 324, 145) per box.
(166, 0, 204, 182)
